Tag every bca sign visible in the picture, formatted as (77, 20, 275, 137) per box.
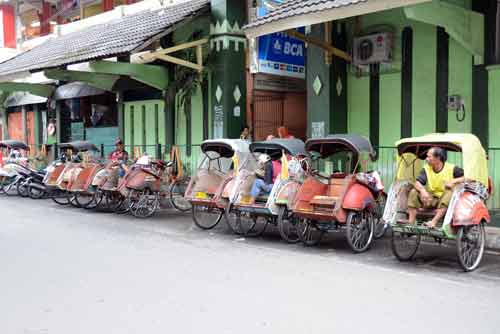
(257, 30, 306, 79)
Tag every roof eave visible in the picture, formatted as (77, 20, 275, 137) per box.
(244, 0, 432, 39)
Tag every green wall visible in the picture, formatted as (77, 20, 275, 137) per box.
(124, 99, 166, 158)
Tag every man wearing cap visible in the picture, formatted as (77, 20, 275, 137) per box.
(250, 154, 276, 200)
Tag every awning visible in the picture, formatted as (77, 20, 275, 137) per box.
(244, 0, 432, 38)
(53, 82, 108, 100)
(4, 92, 47, 107)
(0, 0, 210, 78)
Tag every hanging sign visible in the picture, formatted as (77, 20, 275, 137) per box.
(257, 30, 306, 79)
(255, 1, 306, 79)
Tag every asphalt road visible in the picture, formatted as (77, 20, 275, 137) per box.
(1, 196, 500, 334)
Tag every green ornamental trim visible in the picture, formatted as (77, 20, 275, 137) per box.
(404, 0, 484, 64)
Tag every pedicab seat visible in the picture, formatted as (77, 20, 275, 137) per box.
(255, 195, 269, 203)
(310, 195, 338, 207)
(416, 208, 438, 218)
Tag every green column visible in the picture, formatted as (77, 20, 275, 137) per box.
(55, 101, 62, 144)
(116, 91, 124, 140)
(210, 0, 247, 138)
(307, 24, 332, 138)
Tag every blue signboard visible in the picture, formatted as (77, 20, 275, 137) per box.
(256, 2, 306, 79)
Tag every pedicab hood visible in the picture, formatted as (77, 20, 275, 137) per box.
(395, 133, 488, 187)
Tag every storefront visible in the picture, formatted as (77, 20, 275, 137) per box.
(244, 0, 500, 221)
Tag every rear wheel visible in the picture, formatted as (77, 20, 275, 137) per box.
(2, 177, 19, 196)
(16, 179, 29, 198)
(391, 230, 421, 261)
(192, 205, 223, 230)
(297, 218, 324, 246)
(52, 192, 70, 205)
(107, 193, 128, 214)
(130, 189, 159, 218)
(346, 210, 375, 253)
(28, 184, 45, 199)
(457, 223, 486, 272)
(277, 207, 300, 243)
(169, 178, 191, 212)
(224, 203, 243, 235)
(239, 214, 268, 237)
(74, 193, 95, 208)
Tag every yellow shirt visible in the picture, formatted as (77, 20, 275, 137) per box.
(423, 162, 455, 198)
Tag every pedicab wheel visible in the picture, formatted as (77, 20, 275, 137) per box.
(28, 185, 45, 199)
(169, 178, 191, 212)
(105, 193, 128, 214)
(346, 210, 375, 253)
(456, 223, 486, 272)
(84, 191, 103, 210)
(297, 218, 324, 246)
(74, 193, 95, 208)
(52, 193, 70, 205)
(192, 204, 223, 230)
(16, 180, 29, 198)
(224, 203, 243, 235)
(373, 193, 388, 240)
(277, 206, 300, 243)
(69, 194, 80, 208)
(240, 214, 268, 237)
(130, 189, 159, 219)
(391, 230, 421, 261)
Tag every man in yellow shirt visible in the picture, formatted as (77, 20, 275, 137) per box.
(407, 147, 464, 228)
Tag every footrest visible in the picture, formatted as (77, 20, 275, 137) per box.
(310, 196, 337, 207)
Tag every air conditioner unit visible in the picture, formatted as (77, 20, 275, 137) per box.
(353, 32, 393, 65)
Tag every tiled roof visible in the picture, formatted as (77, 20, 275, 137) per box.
(245, 0, 366, 29)
(0, 0, 210, 77)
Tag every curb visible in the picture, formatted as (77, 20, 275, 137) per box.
(486, 227, 500, 251)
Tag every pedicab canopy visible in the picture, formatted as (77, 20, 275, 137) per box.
(59, 141, 99, 152)
(0, 140, 30, 150)
(395, 133, 488, 187)
(249, 138, 308, 158)
(305, 134, 376, 172)
(200, 139, 250, 173)
(201, 139, 250, 158)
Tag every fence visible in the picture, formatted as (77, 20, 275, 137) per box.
(16, 143, 500, 213)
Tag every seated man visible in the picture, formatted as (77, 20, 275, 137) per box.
(407, 147, 464, 228)
(250, 154, 275, 200)
(108, 139, 129, 177)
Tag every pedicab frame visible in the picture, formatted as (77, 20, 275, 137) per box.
(292, 134, 386, 252)
(224, 138, 310, 241)
(383, 133, 491, 271)
(44, 141, 99, 206)
(185, 139, 251, 230)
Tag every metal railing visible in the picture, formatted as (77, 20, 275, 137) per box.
(17, 143, 500, 212)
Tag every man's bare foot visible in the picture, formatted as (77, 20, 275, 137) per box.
(423, 221, 437, 229)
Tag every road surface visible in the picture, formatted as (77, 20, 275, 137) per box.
(1, 196, 499, 334)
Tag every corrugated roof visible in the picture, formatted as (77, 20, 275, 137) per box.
(0, 0, 210, 77)
(245, 0, 366, 29)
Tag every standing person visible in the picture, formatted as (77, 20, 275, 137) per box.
(240, 125, 252, 140)
(277, 126, 294, 139)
